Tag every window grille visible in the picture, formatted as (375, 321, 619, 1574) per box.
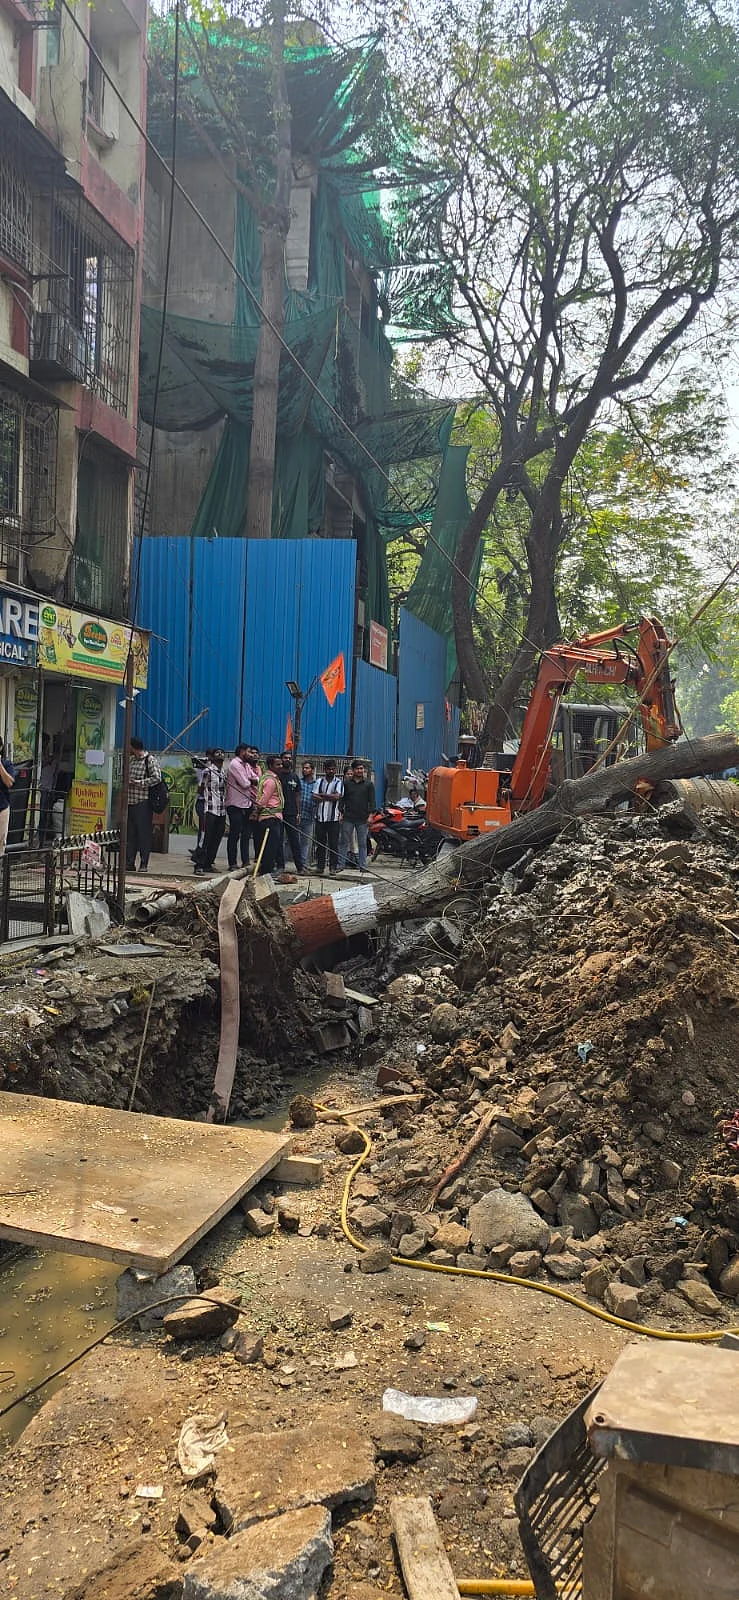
(0, 143, 33, 272)
(33, 189, 134, 415)
(67, 439, 129, 618)
(0, 384, 59, 577)
(86, 50, 105, 129)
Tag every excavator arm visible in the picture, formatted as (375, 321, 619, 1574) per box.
(508, 616, 682, 812)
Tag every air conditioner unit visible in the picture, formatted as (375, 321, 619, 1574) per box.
(73, 556, 104, 610)
(31, 312, 87, 383)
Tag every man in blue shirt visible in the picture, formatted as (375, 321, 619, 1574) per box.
(0, 739, 15, 858)
(300, 759, 316, 868)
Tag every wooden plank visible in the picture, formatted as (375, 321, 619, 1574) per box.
(271, 1155, 324, 1186)
(0, 1091, 290, 1274)
(344, 986, 380, 1006)
(391, 1496, 459, 1600)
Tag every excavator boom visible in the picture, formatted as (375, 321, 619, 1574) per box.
(508, 616, 681, 811)
(427, 616, 683, 840)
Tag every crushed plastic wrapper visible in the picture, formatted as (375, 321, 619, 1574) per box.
(382, 1387, 478, 1425)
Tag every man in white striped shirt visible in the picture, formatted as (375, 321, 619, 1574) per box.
(194, 749, 226, 874)
(312, 760, 342, 875)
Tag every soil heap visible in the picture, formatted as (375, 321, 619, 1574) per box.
(350, 806, 739, 1323)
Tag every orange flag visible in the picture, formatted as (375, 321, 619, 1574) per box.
(319, 652, 346, 708)
(284, 712, 294, 750)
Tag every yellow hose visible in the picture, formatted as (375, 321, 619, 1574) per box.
(316, 1102, 738, 1600)
(458, 1584, 535, 1597)
(325, 1111, 738, 1344)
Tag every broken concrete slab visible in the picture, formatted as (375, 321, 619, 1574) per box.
(324, 971, 347, 1007)
(213, 1419, 376, 1533)
(163, 1288, 242, 1341)
(311, 1020, 353, 1053)
(66, 890, 111, 938)
(61, 1538, 182, 1599)
(243, 1206, 275, 1239)
(183, 1504, 333, 1600)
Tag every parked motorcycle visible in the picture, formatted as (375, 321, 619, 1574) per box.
(368, 807, 444, 866)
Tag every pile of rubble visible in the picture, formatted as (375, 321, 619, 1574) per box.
(344, 808, 739, 1323)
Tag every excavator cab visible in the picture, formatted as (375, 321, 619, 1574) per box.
(552, 703, 637, 784)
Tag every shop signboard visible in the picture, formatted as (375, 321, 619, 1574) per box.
(0, 590, 39, 666)
(69, 780, 108, 835)
(37, 603, 149, 688)
(70, 688, 109, 834)
(13, 681, 39, 763)
(368, 621, 388, 671)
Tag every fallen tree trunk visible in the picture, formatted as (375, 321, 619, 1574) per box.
(287, 732, 739, 953)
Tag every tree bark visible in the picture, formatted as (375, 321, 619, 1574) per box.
(245, 0, 292, 541)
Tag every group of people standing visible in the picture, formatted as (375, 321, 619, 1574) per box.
(191, 747, 376, 878)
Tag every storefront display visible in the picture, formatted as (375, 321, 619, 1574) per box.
(0, 584, 150, 839)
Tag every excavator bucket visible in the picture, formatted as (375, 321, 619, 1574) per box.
(654, 777, 739, 818)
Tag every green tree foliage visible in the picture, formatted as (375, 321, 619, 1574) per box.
(396, 0, 739, 746)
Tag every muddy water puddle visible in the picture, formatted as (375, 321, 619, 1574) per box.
(0, 1250, 119, 1448)
(0, 1064, 365, 1452)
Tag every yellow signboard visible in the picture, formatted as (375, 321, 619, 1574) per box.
(69, 780, 108, 835)
(37, 603, 149, 688)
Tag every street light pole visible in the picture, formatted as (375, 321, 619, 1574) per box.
(286, 673, 319, 762)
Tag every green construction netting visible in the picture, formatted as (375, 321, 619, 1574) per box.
(406, 433, 478, 679)
(143, 24, 468, 629)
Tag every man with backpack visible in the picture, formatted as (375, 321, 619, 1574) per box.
(126, 736, 163, 874)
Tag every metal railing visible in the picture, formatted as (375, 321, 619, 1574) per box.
(0, 832, 120, 943)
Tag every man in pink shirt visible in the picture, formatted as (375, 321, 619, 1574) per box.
(225, 743, 259, 869)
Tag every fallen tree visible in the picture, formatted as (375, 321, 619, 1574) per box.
(287, 733, 739, 952)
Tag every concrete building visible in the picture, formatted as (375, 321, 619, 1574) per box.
(135, 30, 461, 792)
(0, 0, 148, 837)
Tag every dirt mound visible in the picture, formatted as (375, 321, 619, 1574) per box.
(361, 808, 739, 1320)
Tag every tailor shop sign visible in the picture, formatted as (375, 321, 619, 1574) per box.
(0, 590, 39, 666)
(37, 603, 149, 687)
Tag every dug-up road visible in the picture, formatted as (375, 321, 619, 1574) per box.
(1, 1107, 626, 1600)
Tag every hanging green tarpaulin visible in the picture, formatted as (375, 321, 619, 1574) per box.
(406, 434, 481, 680)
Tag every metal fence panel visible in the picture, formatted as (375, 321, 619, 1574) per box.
(132, 537, 191, 751)
(354, 658, 397, 803)
(397, 608, 455, 775)
(190, 537, 248, 751)
(0, 833, 119, 944)
(242, 539, 355, 754)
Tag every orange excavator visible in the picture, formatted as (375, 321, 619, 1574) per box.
(427, 617, 683, 840)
